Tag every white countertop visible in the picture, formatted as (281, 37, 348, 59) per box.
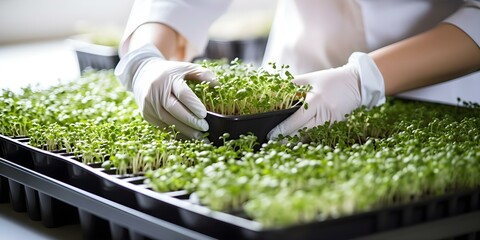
(0, 40, 80, 93)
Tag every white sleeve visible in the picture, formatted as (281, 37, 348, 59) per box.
(119, 0, 232, 60)
(443, 0, 480, 47)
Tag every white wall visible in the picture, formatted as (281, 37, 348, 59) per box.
(0, 0, 278, 44)
(0, 0, 134, 44)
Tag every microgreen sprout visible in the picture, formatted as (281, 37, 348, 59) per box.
(189, 58, 308, 115)
(1, 70, 479, 229)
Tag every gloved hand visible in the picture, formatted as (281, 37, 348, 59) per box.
(115, 43, 218, 139)
(268, 52, 386, 139)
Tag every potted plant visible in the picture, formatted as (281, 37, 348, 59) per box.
(189, 59, 308, 146)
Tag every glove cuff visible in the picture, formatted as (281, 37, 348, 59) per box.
(348, 52, 386, 109)
(114, 43, 165, 91)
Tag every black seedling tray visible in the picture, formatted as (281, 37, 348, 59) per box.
(0, 159, 213, 240)
(205, 106, 299, 147)
(0, 175, 9, 203)
(75, 51, 119, 72)
(203, 37, 268, 66)
(67, 37, 119, 72)
(1, 134, 480, 240)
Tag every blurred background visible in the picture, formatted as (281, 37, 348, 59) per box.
(0, 0, 133, 44)
(0, 0, 277, 91)
(0, 0, 276, 44)
(0, 0, 478, 104)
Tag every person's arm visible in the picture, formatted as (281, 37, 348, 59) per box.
(117, 0, 231, 59)
(114, 1, 231, 139)
(371, 23, 480, 96)
(268, 4, 480, 139)
(128, 23, 186, 61)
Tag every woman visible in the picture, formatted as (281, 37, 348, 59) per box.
(115, 0, 480, 140)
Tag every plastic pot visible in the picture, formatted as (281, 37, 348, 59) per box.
(205, 106, 299, 147)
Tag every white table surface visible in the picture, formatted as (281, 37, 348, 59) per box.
(0, 40, 80, 92)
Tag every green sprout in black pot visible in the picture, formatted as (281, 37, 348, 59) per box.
(189, 58, 308, 115)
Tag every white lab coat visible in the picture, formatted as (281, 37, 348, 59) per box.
(119, 0, 480, 105)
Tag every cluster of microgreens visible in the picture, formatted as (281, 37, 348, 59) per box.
(189, 58, 308, 115)
(1, 70, 479, 228)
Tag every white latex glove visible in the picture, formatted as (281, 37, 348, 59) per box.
(268, 52, 386, 139)
(115, 44, 218, 139)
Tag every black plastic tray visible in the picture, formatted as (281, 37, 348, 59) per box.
(75, 51, 119, 72)
(205, 106, 299, 147)
(203, 37, 268, 67)
(0, 158, 212, 240)
(67, 37, 119, 72)
(1, 134, 480, 240)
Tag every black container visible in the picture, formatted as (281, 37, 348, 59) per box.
(0, 176, 9, 203)
(78, 209, 112, 239)
(109, 222, 130, 240)
(75, 51, 119, 72)
(8, 179, 26, 212)
(38, 192, 79, 228)
(0, 156, 212, 240)
(67, 34, 119, 73)
(66, 161, 104, 196)
(24, 186, 41, 221)
(0, 139, 4, 158)
(0, 135, 34, 169)
(31, 150, 70, 183)
(205, 106, 299, 147)
(99, 175, 139, 210)
(204, 37, 268, 67)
